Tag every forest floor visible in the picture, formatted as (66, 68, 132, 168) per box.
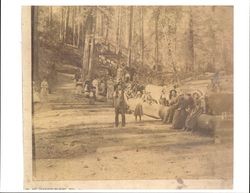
(32, 71, 233, 189)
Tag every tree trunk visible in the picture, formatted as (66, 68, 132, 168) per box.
(211, 6, 216, 72)
(155, 8, 159, 69)
(77, 7, 81, 47)
(64, 7, 70, 44)
(105, 17, 109, 44)
(88, 8, 97, 79)
(48, 6, 53, 25)
(101, 13, 104, 36)
(116, 7, 121, 54)
(31, 7, 41, 177)
(82, 8, 95, 80)
(32, 6, 40, 83)
(59, 7, 64, 41)
(188, 7, 195, 72)
(140, 7, 144, 66)
(72, 7, 76, 46)
(128, 6, 134, 67)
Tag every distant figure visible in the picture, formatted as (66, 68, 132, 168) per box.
(163, 89, 178, 124)
(113, 83, 128, 127)
(99, 80, 106, 96)
(40, 78, 49, 102)
(33, 81, 40, 103)
(75, 81, 83, 96)
(125, 71, 130, 83)
(211, 71, 221, 92)
(83, 80, 91, 97)
(106, 77, 114, 100)
(116, 64, 125, 83)
(74, 69, 82, 83)
(92, 77, 99, 96)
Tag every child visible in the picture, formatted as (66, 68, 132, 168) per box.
(134, 91, 143, 122)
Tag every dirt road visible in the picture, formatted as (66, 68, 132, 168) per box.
(32, 103, 233, 183)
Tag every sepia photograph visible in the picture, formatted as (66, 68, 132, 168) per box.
(23, 5, 233, 189)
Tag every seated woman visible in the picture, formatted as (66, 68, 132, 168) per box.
(163, 89, 178, 124)
(184, 92, 203, 132)
(171, 93, 192, 129)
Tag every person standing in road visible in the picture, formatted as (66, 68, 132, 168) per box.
(113, 83, 128, 127)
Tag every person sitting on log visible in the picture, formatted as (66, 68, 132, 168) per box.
(184, 92, 203, 132)
(171, 93, 192, 129)
(163, 89, 178, 124)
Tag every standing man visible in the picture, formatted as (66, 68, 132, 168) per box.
(113, 83, 128, 127)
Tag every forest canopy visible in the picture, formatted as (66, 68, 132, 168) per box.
(32, 6, 233, 85)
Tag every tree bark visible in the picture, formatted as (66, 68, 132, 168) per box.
(188, 7, 195, 72)
(128, 6, 134, 67)
(105, 16, 109, 44)
(64, 7, 70, 44)
(116, 7, 121, 54)
(155, 8, 159, 69)
(32, 6, 40, 82)
(48, 6, 53, 25)
(77, 7, 81, 47)
(140, 7, 144, 66)
(88, 8, 97, 79)
(72, 7, 76, 46)
(59, 7, 64, 41)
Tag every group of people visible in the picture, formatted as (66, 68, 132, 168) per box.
(73, 63, 207, 132)
(159, 89, 205, 132)
(74, 69, 115, 104)
(32, 77, 50, 103)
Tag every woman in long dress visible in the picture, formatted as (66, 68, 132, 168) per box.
(134, 91, 143, 122)
(171, 94, 192, 129)
(184, 92, 203, 132)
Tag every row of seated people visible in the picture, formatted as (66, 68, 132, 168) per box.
(159, 89, 207, 132)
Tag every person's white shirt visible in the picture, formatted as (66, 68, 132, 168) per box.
(92, 79, 99, 94)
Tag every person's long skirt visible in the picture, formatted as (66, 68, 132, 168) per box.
(134, 103, 143, 117)
(185, 109, 203, 131)
(172, 109, 188, 129)
(163, 105, 178, 124)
